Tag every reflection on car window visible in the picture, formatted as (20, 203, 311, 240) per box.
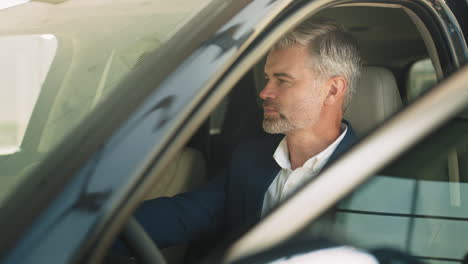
(0, 0, 216, 206)
(407, 58, 437, 101)
(332, 109, 468, 263)
(0, 34, 57, 156)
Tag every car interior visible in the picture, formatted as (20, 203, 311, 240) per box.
(130, 3, 462, 263)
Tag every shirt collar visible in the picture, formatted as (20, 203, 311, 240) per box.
(273, 124, 348, 171)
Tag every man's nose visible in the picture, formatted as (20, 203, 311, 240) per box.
(259, 81, 277, 100)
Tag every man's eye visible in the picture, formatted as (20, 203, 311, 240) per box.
(278, 79, 288, 84)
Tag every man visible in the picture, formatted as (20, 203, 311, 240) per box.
(258, 18, 360, 215)
(133, 18, 361, 251)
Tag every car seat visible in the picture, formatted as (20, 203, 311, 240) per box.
(144, 147, 206, 200)
(344, 66, 403, 136)
(142, 147, 207, 264)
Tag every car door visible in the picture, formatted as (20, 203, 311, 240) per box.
(204, 0, 468, 263)
(2, 1, 466, 264)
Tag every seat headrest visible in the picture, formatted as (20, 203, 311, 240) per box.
(344, 66, 403, 136)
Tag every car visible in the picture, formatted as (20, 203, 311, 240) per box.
(0, 0, 467, 263)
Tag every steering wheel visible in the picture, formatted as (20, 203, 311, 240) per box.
(119, 216, 168, 264)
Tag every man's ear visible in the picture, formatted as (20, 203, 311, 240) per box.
(324, 76, 347, 106)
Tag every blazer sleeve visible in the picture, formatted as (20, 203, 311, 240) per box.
(134, 172, 227, 248)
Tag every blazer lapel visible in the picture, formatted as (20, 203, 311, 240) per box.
(245, 136, 282, 223)
(325, 122, 357, 168)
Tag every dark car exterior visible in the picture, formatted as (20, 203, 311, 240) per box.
(0, 0, 467, 263)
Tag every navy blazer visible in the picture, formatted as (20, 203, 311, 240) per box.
(135, 126, 357, 248)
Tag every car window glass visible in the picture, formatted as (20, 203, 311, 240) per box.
(0, 34, 57, 156)
(297, 108, 468, 263)
(0, 0, 217, 206)
(407, 58, 437, 101)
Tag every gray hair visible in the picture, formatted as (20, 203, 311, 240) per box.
(273, 18, 361, 112)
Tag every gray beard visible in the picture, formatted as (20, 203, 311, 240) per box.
(262, 116, 294, 134)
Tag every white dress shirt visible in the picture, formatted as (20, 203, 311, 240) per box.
(261, 124, 348, 216)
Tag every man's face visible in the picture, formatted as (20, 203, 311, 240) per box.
(261, 44, 327, 134)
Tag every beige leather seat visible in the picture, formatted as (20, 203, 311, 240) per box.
(144, 147, 206, 263)
(145, 147, 206, 200)
(344, 66, 403, 136)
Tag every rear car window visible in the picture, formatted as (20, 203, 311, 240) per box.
(407, 58, 437, 101)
